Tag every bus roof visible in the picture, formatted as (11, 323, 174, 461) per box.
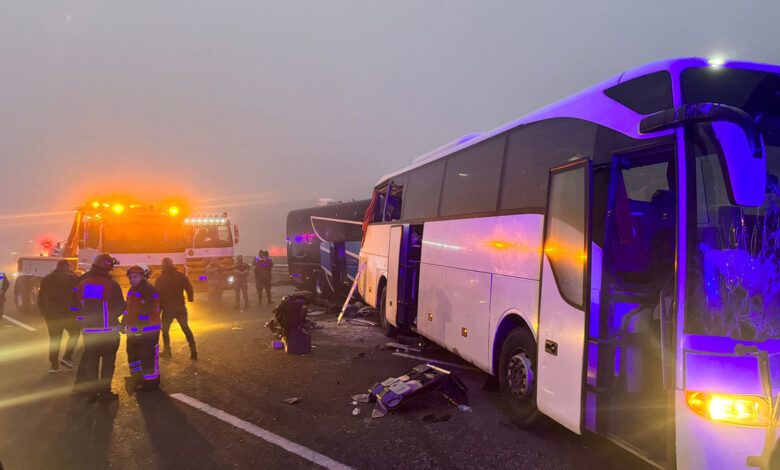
(377, 57, 780, 186)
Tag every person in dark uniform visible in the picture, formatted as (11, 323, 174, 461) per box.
(75, 253, 125, 403)
(0, 270, 9, 322)
(123, 264, 162, 393)
(38, 260, 81, 373)
(155, 257, 197, 360)
(254, 250, 274, 305)
(233, 255, 250, 310)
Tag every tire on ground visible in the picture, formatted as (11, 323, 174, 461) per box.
(313, 270, 333, 300)
(498, 327, 540, 426)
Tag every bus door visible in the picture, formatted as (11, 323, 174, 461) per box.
(592, 146, 676, 464)
(536, 159, 592, 434)
(385, 225, 404, 328)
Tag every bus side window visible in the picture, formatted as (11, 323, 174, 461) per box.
(384, 180, 404, 221)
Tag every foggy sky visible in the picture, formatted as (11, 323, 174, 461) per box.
(2, 0, 779, 268)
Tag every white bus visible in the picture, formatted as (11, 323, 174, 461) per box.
(358, 58, 780, 469)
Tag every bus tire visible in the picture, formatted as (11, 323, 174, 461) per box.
(313, 271, 333, 300)
(498, 328, 540, 426)
(378, 286, 398, 338)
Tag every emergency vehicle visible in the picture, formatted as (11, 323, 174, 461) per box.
(183, 213, 238, 291)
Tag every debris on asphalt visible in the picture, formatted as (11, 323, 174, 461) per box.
(390, 352, 480, 372)
(350, 400, 358, 406)
(351, 352, 365, 360)
(307, 310, 326, 316)
(361, 363, 469, 416)
(351, 393, 370, 403)
(269, 294, 312, 355)
(352, 407, 361, 416)
(371, 408, 386, 419)
(458, 405, 473, 413)
(272, 340, 284, 349)
(283, 397, 303, 405)
(348, 318, 376, 327)
(385, 341, 421, 353)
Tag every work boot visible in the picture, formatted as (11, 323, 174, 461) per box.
(160, 348, 172, 359)
(99, 391, 119, 403)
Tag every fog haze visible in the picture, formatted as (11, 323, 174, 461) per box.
(2, 0, 779, 269)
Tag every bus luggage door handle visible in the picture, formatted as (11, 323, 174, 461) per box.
(544, 340, 558, 356)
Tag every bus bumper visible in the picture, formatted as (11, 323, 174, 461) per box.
(675, 389, 776, 470)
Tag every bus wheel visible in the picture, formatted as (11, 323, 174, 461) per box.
(314, 271, 333, 299)
(498, 328, 540, 426)
(378, 287, 398, 338)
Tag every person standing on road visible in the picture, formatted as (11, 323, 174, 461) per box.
(0, 271, 9, 322)
(206, 259, 224, 304)
(75, 253, 125, 403)
(254, 250, 273, 306)
(233, 255, 250, 310)
(38, 260, 81, 373)
(155, 257, 197, 360)
(122, 264, 162, 393)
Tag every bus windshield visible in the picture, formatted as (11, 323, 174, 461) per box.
(684, 67, 780, 341)
(102, 218, 187, 253)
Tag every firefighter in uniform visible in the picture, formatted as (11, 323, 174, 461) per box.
(75, 253, 126, 403)
(123, 264, 162, 392)
(0, 270, 9, 322)
(254, 250, 274, 305)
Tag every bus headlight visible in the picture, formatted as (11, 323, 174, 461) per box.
(685, 391, 771, 427)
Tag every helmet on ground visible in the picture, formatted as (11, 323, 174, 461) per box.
(126, 264, 151, 279)
(93, 253, 119, 271)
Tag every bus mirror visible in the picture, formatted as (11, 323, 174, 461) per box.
(710, 121, 766, 207)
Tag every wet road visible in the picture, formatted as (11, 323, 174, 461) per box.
(0, 286, 653, 470)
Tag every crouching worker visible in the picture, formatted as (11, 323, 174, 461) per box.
(122, 264, 162, 393)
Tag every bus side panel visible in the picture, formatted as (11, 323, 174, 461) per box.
(489, 275, 540, 371)
(417, 263, 447, 346)
(359, 224, 391, 307)
(444, 267, 491, 372)
(420, 214, 543, 277)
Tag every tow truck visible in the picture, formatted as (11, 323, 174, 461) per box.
(14, 200, 189, 312)
(183, 213, 239, 292)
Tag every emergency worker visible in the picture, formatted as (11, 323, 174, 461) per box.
(155, 257, 197, 359)
(38, 259, 80, 372)
(206, 259, 223, 304)
(233, 255, 250, 310)
(254, 250, 274, 305)
(75, 253, 126, 403)
(123, 264, 162, 392)
(0, 270, 9, 321)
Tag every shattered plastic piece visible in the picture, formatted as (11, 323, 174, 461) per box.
(371, 408, 386, 419)
(352, 407, 361, 416)
(350, 400, 358, 406)
(283, 397, 302, 405)
(458, 404, 473, 413)
(351, 393, 370, 403)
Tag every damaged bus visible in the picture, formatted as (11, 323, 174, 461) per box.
(358, 58, 780, 469)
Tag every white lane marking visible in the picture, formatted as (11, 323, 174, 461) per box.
(2, 315, 37, 331)
(170, 393, 355, 470)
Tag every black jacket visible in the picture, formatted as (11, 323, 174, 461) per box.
(154, 267, 194, 311)
(77, 268, 126, 332)
(38, 268, 79, 317)
(254, 258, 274, 282)
(0, 272, 9, 301)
